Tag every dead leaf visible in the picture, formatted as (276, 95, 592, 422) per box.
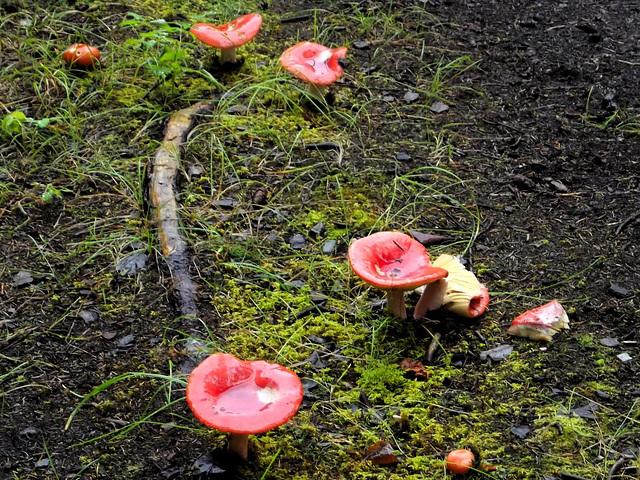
(400, 359, 429, 379)
(409, 230, 452, 246)
(363, 440, 399, 466)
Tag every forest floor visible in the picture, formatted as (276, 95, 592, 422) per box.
(1, 0, 639, 479)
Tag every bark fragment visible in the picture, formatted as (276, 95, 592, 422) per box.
(149, 101, 213, 317)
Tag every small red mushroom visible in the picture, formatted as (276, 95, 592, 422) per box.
(506, 299, 569, 341)
(279, 41, 348, 98)
(414, 254, 489, 319)
(186, 353, 304, 460)
(62, 43, 100, 68)
(191, 13, 263, 65)
(348, 232, 448, 319)
(445, 448, 476, 475)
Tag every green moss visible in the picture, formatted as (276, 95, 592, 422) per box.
(357, 363, 409, 404)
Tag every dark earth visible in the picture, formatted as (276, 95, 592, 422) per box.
(1, 0, 639, 479)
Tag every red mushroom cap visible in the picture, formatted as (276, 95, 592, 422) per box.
(279, 41, 348, 86)
(445, 448, 476, 474)
(507, 299, 569, 341)
(62, 43, 100, 67)
(468, 284, 490, 318)
(348, 232, 448, 291)
(186, 353, 304, 435)
(191, 13, 263, 49)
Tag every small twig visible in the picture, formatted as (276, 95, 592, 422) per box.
(482, 118, 526, 135)
(560, 472, 594, 480)
(303, 141, 341, 150)
(281, 13, 314, 23)
(614, 211, 640, 235)
(142, 78, 162, 99)
(426, 332, 442, 363)
(608, 456, 638, 479)
(295, 304, 333, 320)
(475, 217, 494, 239)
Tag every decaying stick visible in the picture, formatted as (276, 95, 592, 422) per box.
(150, 101, 212, 317)
(426, 332, 442, 363)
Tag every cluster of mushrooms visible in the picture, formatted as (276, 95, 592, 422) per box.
(183, 231, 496, 465)
(63, 13, 348, 100)
(61, 11, 570, 472)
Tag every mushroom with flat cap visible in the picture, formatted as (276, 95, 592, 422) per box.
(414, 254, 489, 319)
(348, 232, 449, 319)
(279, 41, 348, 99)
(191, 13, 263, 65)
(186, 353, 304, 460)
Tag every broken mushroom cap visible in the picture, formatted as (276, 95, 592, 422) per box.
(191, 13, 263, 64)
(414, 254, 489, 319)
(186, 353, 304, 459)
(279, 41, 348, 98)
(506, 299, 569, 341)
(62, 43, 100, 68)
(348, 232, 448, 319)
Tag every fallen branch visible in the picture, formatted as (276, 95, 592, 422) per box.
(149, 101, 213, 317)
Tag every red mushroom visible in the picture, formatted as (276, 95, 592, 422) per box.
(279, 41, 348, 98)
(62, 43, 100, 68)
(445, 448, 476, 475)
(506, 299, 569, 341)
(348, 232, 448, 319)
(191, 13, 263, 65)
(186, 353, 303, 460)
(414, 254, 489, 319)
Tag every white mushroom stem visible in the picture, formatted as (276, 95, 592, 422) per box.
(414, 279, 447, 319)
(228, 433, 249, 459)
(386, 290, 407, 319)
(307, 83, 327, 99)
(220, 47, 237, 64)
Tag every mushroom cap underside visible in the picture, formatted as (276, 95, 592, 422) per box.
(431, 254, 490, 317)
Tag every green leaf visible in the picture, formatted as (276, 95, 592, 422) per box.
(148, 65, 172, 78)
(42, 184, 63, 203)
(32, 118, 52, 128)
(158, 48, 185, 64)
(1, 111, 27, 135)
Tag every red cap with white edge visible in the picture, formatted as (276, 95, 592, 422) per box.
(186, 353, 303, 459)
(280, 41, 348, 87)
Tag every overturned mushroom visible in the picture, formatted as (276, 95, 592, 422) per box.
(414, 254, 489, 319)
(348, 232, 448, 319)
(507, 299, 569, 341)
